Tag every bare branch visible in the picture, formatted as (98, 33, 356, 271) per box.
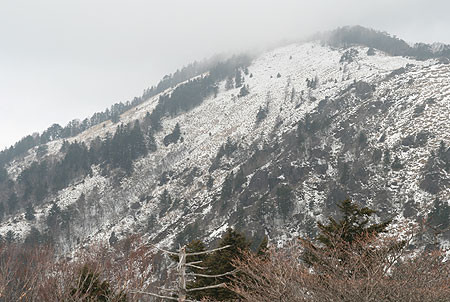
(186, 260, 203, 265)
(185, 245, 231, 256)
(188, 270, 237, 278)
(129, 290, 196, 301)
(186, 283, 226, 292)
(186, 263, 207, 270)
(147, 244, 179, 256)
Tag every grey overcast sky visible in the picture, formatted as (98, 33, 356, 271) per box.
(0, 0, 449, 149)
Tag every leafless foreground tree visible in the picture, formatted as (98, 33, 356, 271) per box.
(0, 235, 156, 301)
(230, 231, 450, 302)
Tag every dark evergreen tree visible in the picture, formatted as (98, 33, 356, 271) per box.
(109, 231, 118, 247)
(225, 76, 234, 90)
(427, 198, 450, 230)
(40, 123, 63, 143)
(47, 202, 61, 229)
(71, 265, 125, 302)
(276, 185, 293, 218)
(24, 227, 40, 246)
(221, 172, 234, 200)
(317, 199, 390, 248)
(238, 85, 250, 98)
(340, 162, 351, 185)
(301, 199, 392, 267)
(130, 120, 148, 158)
(159, 189, 172, 216)
(193, 228, 251, 301)
(290, 87, 296, 102)
(206, 175, 214, 189)
(420, 150, 448, 194)
(224, 137, 237, 156)
(367, 47, 375, 56)
(437, 140, 450, 172)
(5, 230, 15, 244)
(163, 123, 181, 146)
(110, 112, 120, 123)
(383, 149, 391, 166)
(146, 214, 157, 232)
(233, 168, 246, 192)
(255, 106, 268, 124)
(391, 155, 404, 170)
(0, 165, 8, 183)
(7, 192, 18, 214)
(146, 131, 157, 153)
(235, 69, 243, 88)
(372, 149, 382, 163)
(24, 203, 35, 221)
(306, 77, 318, 89)
(358, 131, 368, 146)
(36, 144, 48, 158)
(170, 240, 208, 300)
(0, 203, 4, 222)
(256, 236, 269, 257)
(148, 105, 163, 132)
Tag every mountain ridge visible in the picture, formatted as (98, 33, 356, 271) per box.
(0, 26, 449, 255)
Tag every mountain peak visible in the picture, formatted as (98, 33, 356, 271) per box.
(0, 31, 449, 256)
(317, 25, 450, 60)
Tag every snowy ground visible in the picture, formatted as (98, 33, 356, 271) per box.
(1, 41, 448, 252)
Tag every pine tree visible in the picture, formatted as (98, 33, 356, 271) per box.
(24, 227, 44, 246)
(109, 231, 118, 247)
(47, 202, 61, 229)
(0, 203, 4, 222)
(238, 84, 250, 97)
(130, 120, 147, 158)
(235, 69, 243, 88)
(257, 236, 269, 257)
(427, 198, 450, 230)
(5, 230, 15, 244)
(159, 189, 172, 216)
(71, 265, 125, 301)
(163, 123, 181, 146)
(221, 172, 234, 200)
(225, 76, 234, 90)
(146, 214, 157, 232)
(0, 165, 8, 183)
(7, 192, 18, 214)
(383, 149, 391, 167)
(276, 185, 293, 218)
(302, 199, 392, 267)
(194, 228, 251, 301)
(206, 175, 214, 189)
(233, 168, 246, 192)
(169, 240, 208, 300)
(224, 137, 237, 156)
(25, 203, 35, 221)
(317, 199, 390, 248)
(255, 106, 267, 123)
(391, 155, 404, 170)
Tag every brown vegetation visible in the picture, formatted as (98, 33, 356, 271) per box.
(0, 235, 156, 301)
(230, 230, 450, 302)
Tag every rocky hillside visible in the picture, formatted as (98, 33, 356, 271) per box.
(0, 27, 449, 253)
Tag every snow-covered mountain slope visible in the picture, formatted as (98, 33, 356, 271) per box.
(1, 40, 449, 253)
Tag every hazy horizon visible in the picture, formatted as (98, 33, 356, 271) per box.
(1, 0, 449, 150)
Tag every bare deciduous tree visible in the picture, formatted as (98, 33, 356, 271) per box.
(230, 229, 450, 302)
(0, 235, 156, 301)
